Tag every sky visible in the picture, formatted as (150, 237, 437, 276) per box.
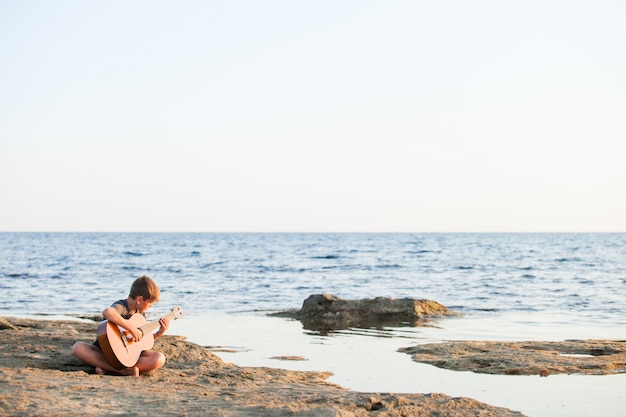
(1, 1, 625, 232)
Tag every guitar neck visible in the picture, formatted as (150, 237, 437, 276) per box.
(139, 310, 178, 336)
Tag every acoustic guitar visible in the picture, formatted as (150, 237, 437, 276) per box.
(97, 306, 184, 369)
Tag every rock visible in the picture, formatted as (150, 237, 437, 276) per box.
(399, 339, 626, 376)
(270, 356, 308, 361)
(0, 318, 17, 330)
(276, 294, 460, 332)
(154, 336, 224, 368)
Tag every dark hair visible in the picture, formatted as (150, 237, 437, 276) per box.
(129, 275, 160, 302)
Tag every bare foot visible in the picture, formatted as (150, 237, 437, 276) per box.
(117, 366, 140, 377)
(95, 366, 139, 377)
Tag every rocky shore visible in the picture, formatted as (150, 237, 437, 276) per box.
(400, 339, 626, 377)
(276, 295, 626, 377)
(0, 316, 526, 417)
(3, 293, 625, 416)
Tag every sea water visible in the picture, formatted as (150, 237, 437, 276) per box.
(1, 232, 625, 416)
(2, 232, 625, 320)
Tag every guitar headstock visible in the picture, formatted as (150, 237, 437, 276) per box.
(170, 306, 184, 320)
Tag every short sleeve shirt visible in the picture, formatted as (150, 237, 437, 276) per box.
(110, 299, 143, 319)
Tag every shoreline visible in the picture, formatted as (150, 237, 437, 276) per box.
(176, 311, 626, 417)
(0, 316, 527, 417)
(3, 315, 626, 416)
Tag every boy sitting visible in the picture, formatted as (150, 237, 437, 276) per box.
(72, 275, 170, 377)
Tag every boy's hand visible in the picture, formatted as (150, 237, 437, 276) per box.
(128, 325, 143, 342)
(157, 317, 170, 337)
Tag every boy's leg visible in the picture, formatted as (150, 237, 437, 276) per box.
(136, 350, 166, 373)
(71, 341, 139, 377)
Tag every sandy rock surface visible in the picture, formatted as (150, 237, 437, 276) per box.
(0, 317, 526, 417)
(400, 339, 626, 376)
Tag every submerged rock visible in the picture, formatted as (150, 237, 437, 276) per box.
(275, 294, 460, 332)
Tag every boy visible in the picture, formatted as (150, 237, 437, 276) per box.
(72, 275, 170, 377)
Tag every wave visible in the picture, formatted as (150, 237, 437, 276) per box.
(555, 257, 582, 263)
(200, 261, 226, 269)
(376, 264, 403, 269)
(6, 273, 33, 279)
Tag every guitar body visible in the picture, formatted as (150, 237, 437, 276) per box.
(95, 306, 183, 370)
(97, 313, 154, 369)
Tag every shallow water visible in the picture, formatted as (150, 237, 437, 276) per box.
(176, 311, 626, 417)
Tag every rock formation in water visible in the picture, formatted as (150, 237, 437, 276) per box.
(275, 294, 460, 332)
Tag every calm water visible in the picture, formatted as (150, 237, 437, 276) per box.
(1, 233, 625, 322)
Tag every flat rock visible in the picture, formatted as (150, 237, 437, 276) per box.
(400, 339, 626, 376)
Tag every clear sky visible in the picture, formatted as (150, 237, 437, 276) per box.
(1, 1, 625, 232)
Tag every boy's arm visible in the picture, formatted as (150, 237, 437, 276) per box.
(102, 307, 143, 341)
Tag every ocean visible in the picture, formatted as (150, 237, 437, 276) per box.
(1, 232, 625, 416)
(2, 232, 625, 320)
